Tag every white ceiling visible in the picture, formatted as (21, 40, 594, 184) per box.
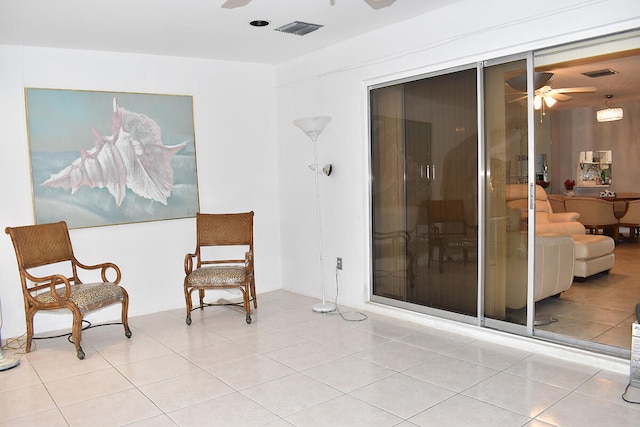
(1, 0, 637, 110)
(0, 0, 461, 64)
(500, 51, 640, 112)
(538, 53, 640, 110)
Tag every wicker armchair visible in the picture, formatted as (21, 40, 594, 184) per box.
(5, 222, 131, 359)
(184, 212, 256, 325)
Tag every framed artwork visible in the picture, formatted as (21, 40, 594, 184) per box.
(25, 88, 199, 229)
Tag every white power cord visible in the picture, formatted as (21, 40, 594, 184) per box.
(330, 266, 367, 322)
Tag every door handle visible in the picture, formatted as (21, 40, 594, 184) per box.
(425, 165, 435, 181)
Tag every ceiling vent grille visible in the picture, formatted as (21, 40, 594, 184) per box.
(275, 21, 323, 36)
(582, 68, 619, 78)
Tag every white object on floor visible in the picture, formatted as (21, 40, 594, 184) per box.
(0, 299, 20, 371)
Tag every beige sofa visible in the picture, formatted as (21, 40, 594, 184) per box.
(505, 229, 575, 310)
(504, 186, 577, 309)
(506, 184, 585, 235)
(505, 184, 615, 286)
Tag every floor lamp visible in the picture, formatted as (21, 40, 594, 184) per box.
(293, 116, 336, 313)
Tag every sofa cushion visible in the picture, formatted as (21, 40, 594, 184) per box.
(537, 221, 586, 235)
(506, 184, 584, 235)
(572, 234, 615, 260)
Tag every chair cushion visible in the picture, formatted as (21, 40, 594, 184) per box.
(35, 282, 125, 315)
(187, 266, 247, 286)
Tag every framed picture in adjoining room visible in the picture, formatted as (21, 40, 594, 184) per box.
(25, 88, 200, 229)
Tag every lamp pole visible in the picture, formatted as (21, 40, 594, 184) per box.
(293, 116, 335, 313)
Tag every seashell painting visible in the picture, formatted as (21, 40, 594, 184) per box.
(26, 89, 199, 229)
(42, 98, 186, 207)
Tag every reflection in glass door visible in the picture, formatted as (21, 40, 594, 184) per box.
(483, 58, 531, 329)
(370, 68, 479, 317)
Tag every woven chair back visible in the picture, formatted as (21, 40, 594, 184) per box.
(196, 212, 254, 247)
(6, 222, 74, 270)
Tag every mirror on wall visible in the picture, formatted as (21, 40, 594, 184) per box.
(578, 150, 612, 186)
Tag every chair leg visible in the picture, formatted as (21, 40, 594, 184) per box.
(198, 289, 206, 310)
(120, 288, 132, 339)
(242, 285, 252, 324)
(70, 307, 85, 360)
(250, 277, 257, 309)
(25, 309, 35, 353)
(184, 285, 193, 325)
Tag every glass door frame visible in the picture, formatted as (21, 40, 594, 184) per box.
(480, 52, 536, 336)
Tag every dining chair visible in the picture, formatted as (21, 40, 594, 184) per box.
(619, 199, 640, 240)
(564, 197, 619, 242)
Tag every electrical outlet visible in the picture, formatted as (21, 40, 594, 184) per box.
(337, 257, 343, 270)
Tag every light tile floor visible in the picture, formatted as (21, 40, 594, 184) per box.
(1, 290, 640, 426)
(535, 240, 640, 349)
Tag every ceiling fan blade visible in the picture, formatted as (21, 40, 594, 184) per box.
(552, 86, 597, 94)
(221, 0, 252, 9)
(505, 72, 554, 92)
(363, 0, 397, 9)
(507, 94, 528, 103)
(549, 92, 572, 102)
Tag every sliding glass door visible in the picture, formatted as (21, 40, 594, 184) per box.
(483, 57, 532, 331)
(370, 58, 535, 332)
(370, 67, 479, 319)
(370, 30, 639, 357)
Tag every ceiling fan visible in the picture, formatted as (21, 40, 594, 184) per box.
(222, 0, 396, 9)
(505, 72, 596, 110)
(533, 84, 597, 110)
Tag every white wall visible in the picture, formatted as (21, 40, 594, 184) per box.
(275, 0, 640, 308)
(0, 46, 282, 338)
(2, 0, 639, 340)
(551, 101, 640, 195)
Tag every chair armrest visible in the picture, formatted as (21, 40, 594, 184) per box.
(184, 252, 197, 275)
(75, 259, 122, 284)
(23, 270, 73, 302)
(548, 212, 580, 222)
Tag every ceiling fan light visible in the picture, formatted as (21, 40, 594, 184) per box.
(534, 95, 542, 110)
(544, 96, 556, 108)
(596, 107, 623, 122)
(364, 0, 397, 9)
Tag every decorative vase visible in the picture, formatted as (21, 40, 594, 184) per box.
(564, 189, 575, 197)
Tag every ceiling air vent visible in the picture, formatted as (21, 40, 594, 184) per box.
(275, 21, 323, 36)
(582, 68, 619, 78)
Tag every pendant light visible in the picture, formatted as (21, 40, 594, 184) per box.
(596, 95, 623, 122)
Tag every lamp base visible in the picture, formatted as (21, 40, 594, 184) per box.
(533, 315, 556, 326)
(312, 302, 336, 313)
(0, 351, 20, 371)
